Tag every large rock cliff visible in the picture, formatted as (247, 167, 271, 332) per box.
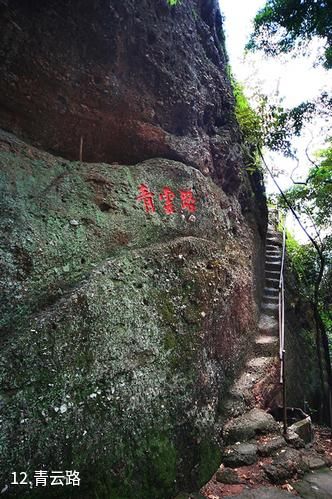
(0, 1, 267, 497)
(1, 0, 242, 194)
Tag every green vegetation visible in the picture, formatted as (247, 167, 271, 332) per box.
(247, 1, 332, 155)
(286, 232, 325, 311)
(247, 0, 332, 69)
(279, 139, 332, 420)
(247, 0, 332, 417)
(257, 97, 320, 157)
(233, 80, 263, 151)
(285, 231, 332, 417)
(230, 78, 263, 173)
(285, 138, 332, 341)
(197, 439, 222, 485)
(231, 76, 316, 160)
(286, 139, 332, 228)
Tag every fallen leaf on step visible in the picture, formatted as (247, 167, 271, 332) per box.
(282, 484, 294, 492)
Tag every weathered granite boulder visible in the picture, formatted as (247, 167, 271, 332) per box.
(223, 408, 280, 445)
(262, 448, 309, 483)
(0, 131, 260, 498)
(289, 417, 313, 444)
(222, 442, 258, 467)
(216, 467, 243, 484)
(257, 435, 286, 457)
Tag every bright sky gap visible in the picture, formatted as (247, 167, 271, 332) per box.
(219, 0, 331, 241)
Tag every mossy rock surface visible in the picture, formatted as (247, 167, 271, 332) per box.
(0, 131, 258, 498)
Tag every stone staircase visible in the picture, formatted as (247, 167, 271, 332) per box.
(255, 225, 282, 358)
(198, 220, 331, 497)
(221, 225, 283, 420)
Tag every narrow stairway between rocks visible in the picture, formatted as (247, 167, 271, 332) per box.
(256, 225, 282, 362)
(219, 221, 283, 422)
(200, 217, 332, 498)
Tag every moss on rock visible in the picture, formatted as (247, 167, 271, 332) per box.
(0, 131, 259, 498)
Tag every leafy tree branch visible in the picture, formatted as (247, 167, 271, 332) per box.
(247, 0, 332, 69)
(264, 140, 332, 421)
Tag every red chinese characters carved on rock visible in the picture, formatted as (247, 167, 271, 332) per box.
(136, 184, 156, 213)
(179, 190, 196, 213)
(159, 187, 176, 214)
(137, 184, 197, 215)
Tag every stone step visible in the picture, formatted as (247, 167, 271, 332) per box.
(267, 235, 282, 242)
(246, 356, 274, 371)
(223, 408, 279, 445)
(222, 373, 256, 419)
(266, 270, 280, 277)
(254, 335, 279, 356)
(266, 255, 281, 263)
(267, 234, 281, 241)
(266, 245, 280, 255)
(267, 233, 282, 241)
(265, 261, 281, 272)
(258, 314, 278, 335)
(266, 243, 282, 251)
(265, 256, 281, 268)
(218, 436, 329, 486)
(265, 270, 280, 279)
(266, 268, 280, 276)
(264, 287, 279, 297)
(257, 435, 286, 457)
(261, 302, 279, 317)
(266, 244, 280, 251)
(266, 258, 281, 266)
(262, 294, 279, 304)
(221, 395, 249, 421)
(265, 278, 279, 289)
(266, 253, 281, 259)
(223, 442, 258, 467)
(219, 435, 287, 474)
(262, 447, 328, 485)
(265, 255, 281, 263)
(223, 357, 278, 420)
